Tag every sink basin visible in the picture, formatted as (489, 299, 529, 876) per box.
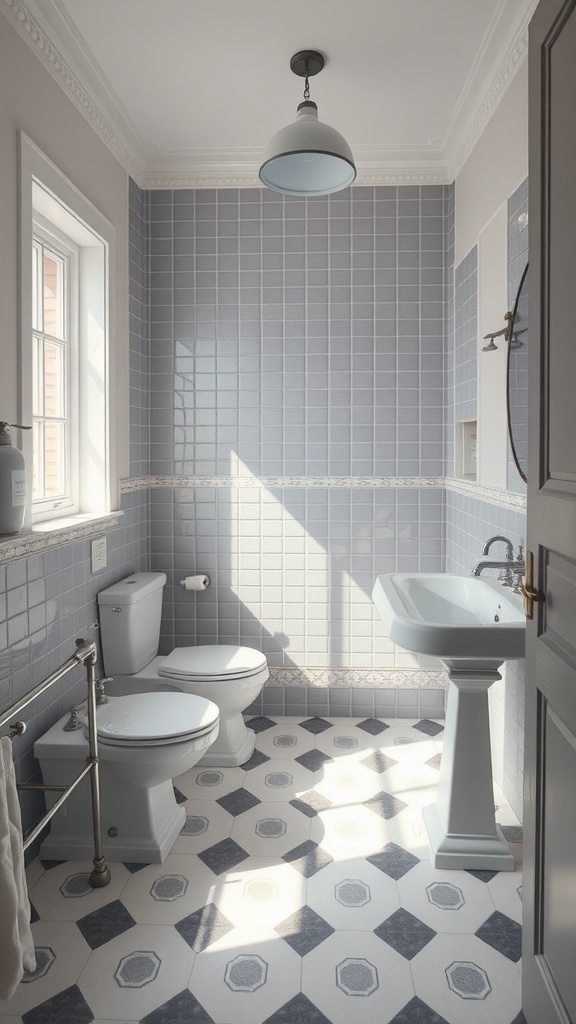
(372, 573, 525, 662)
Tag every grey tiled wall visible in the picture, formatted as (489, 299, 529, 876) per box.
(453, 245, 478, 436)
(129, 179, 150, 479)
(507, 178, 528, 494)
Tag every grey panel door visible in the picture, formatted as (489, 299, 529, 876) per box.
(523, 1, 576, 1020)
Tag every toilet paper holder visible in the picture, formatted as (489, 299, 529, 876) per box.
(179, 574, 211, 591)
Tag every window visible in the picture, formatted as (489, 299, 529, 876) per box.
(20, 134, 114, 529)
(32, 223, 78, 517)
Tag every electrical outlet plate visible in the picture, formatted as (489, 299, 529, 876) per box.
(91, 536, 107, 573)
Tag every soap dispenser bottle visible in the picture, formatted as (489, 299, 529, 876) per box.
(0, 423, 28, 534)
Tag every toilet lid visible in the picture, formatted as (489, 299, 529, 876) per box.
(158, 644, 267, 681)
(86, 693, 219, 743)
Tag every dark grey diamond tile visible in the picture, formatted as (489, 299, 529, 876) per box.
(243, 748, 271, 770)
(367, 842, 420, 880)
(356, 718, 390, 735)
(140, 988, 215, 1023)
(216, 787, 261, 816)
(375, 907, 436, 959)
(388, 995, 450, 1023)
(198, 838, 249, 875)
(364, 790, 408, 819)
(29, 900, 40, 924)
(263, 992, 332, 1024)
(275, 905, 335, 956)
(426, 753, 442, 771)
(245, 716, 277, 733)
(39, 860, 65, 871)
(361, 750, 397, 774)
(282, 840, 334, 878)
(510, 1013, 528, 1024)
(501, 825, 523, 844)
(413, 720, 444, 737)
(299, 717, 333, 735)
(295, 749, 333, 772)
(22, 984, 93, 1024)
(123, 862, 148, 873)
(175, 902, 234, 952)
(173, 785, 187, 804)
(76, 899, 136, 950)
(466, 869, 498, 883)
(475, 910, 522, 962)
(290, 790, 333, 818)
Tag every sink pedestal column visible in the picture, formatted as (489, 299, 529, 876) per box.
(422, 663, 514, 871)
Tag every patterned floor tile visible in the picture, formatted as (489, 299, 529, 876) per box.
(295, 749, 334, 772)
(486, 872, 524, 925)
(169, 798, 233, 855)
(76, 924, 194, 1021)
(175, 902, 234, 952)
(298, 717, 333, 735)
(245, 716, 278, 733)
(364, 789, 409, 820)
(374, 907, 437, 960)
(197, 838, 249, 876)
(120, 856, 219, 927)
(314, 722, 381, 758)
(242, 759, 318, 802)
(216, 787, 261, 816)
(76, 899, 136, 950)
(0, 922, 91, 1017)
(27, 860, 131, 923)
(275, 905, 335, 956)
(210, 856, 307, 935)
(172, 764, 247, 801)
(282, 839, 334, 878)
(289, 789, 333, 817)
(388, 995, 450, 1024)
(411, 933, 522, 1023)
(312, 802, 391, 859)
(301, 929, 414, 1024)
(306, 858, 400, 931)
(413, 720, 444, 737)
(356, 718, 391, 736)
(189, 934, 302, 1024)
(313, 759, 384, 807)
(242, 748, 271, 770)
(230, 799, 312, 857)
(21, 983, 93, 1024)
(397, 862, 499, 935)
(250, 719, 317, 758)
(262, 992, 331, 1024)
(475, 911, 522, 962)
(140, 988, 214, 1024)
(361, 749, 398, 774)
(367, 842, 420, 880)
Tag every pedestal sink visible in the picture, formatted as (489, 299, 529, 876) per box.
(372, 573, 525, 871)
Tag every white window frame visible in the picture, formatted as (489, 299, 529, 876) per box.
(19, 133, 115, 529)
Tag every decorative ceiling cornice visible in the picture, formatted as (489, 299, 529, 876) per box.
(1, 0, 145, 185)
(2, 0, 532, 190)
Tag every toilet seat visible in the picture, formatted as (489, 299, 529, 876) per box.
(83, 693, 219, 748)
(158, 644, 267, 683)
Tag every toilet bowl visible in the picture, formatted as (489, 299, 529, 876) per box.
(35, 691, 219, 864)
(97, 573, 269, 767)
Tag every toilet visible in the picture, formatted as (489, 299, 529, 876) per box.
(35, 691, 219, 863)
(97, 572, 269, 767)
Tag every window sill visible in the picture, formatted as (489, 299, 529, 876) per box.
(0, 511, 123, 564)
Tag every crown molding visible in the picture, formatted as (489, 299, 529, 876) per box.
(3, 0, 534, 190)
(1, 0, 146, 184)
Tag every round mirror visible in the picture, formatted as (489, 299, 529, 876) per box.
(507, 262, 528, 483)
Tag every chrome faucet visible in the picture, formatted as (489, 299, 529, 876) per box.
(472, 536, 524, 592)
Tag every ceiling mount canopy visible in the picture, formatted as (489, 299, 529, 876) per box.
(259, 49, 356, 197)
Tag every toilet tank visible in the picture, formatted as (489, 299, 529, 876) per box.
(97, 572, 166, 675)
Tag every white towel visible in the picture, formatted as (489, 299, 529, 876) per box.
(0, 736, 36, 999)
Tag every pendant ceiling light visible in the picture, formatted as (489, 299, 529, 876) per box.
(259, 50, 356, 197)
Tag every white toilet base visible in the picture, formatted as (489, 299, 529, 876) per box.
(198, 712, 256, 767)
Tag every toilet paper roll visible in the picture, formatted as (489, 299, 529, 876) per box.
(180, 574, 210, 591)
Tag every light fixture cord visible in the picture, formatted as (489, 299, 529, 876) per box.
(303, 62, 310, 101)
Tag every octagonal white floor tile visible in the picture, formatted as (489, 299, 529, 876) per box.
(486, 871, 523, 925)
(411, 933, 522, 1024)
(169, 798, 233, 855)
(209, 856, 307, 935)
(306, 857, 400, 931)
(302, 929, 414, 1024)
(252, 721, 316, 758)
(27, 861, 131, 922)
(312, 803, 392, 860)
(0, 920, 92, 1017)
(229, 800, 312, 857)
(375, 726, 442, 763)
(77, 924, 194, 1020)
(380, 761, 439, 809)
(313, 760, 383, 807)
(314, 724, 384, 760)
(173, 765, 247, 801)
(25, 857, 45, 891)
(189, 933, 302, 1024)
(397, 862, 498, 935)
(242, 759, 317, 803)
(384, 804, 434, 861)
(119, 855, 218, 926)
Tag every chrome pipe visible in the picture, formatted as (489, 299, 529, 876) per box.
(0, 656, 78, 733)
(84, 650, 111, 887)
(22, 763, 93, 851)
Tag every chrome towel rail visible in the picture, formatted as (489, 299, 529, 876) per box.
(0, 638, 111, 888)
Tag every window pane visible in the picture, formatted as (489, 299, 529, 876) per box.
(32, 242, 41, 332)
(32, 335, 42, 416)
(32, 421, 42, 501)
(43, 340, 65, 417)
(43, 251, 64, 339)
(43, 421, 65, 498)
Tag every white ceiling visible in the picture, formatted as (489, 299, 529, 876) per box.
(7, 0, 536, 186)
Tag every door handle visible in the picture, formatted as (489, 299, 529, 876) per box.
(520, 550, 545, 620)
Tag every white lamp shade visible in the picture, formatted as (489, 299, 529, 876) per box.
(259, 102, 356, 196)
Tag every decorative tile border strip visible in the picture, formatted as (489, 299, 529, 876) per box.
(267, 667, 448, 689)
(121, 475, 446, 492)
(0, 511, 124, 564)
(445, 478, 526, 511)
